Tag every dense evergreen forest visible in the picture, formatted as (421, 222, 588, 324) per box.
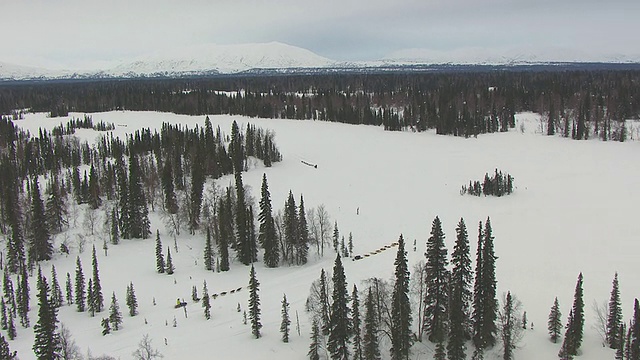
(1, 69, 639, 140)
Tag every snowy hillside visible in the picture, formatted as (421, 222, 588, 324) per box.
(383, 46, 640, 65)
(104, 42, 336, 76)
(0, 42, 336, 80)
(4, 111, 639, 359)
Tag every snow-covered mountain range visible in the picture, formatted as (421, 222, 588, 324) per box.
(2, 42, 640, 81)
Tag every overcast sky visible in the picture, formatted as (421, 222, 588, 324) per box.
(1, 0, 639, 69)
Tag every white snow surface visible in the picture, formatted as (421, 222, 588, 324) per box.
(6, 111, 639, 359)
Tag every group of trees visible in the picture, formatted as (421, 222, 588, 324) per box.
(461, 169, 514, 197)
(303, 216, 518, 360)
(2, 69, 638, 139)
(549, 272, 640, 360)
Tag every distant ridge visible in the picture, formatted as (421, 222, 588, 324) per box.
(1, 43, 640, 81)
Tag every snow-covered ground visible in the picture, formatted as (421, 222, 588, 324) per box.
(6, 111, 639, 359)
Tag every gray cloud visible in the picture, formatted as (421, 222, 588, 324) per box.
(1, 0, 638, 68)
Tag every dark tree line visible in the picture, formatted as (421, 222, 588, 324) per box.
(1, 70, 638, 139)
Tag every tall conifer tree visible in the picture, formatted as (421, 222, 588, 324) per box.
(155, 230, 165, 273)
(607, 272, 623, 349)
(297, 195, 309, 265)
(29, 178, 53, 262)
(126, 282, 138, 317)
(281, 294, 291, 343)
(363, 287, 381, 360)
(448, 218, 472, 360)
(33, 269, 60, 359)
(235, 171, 251, 265)
(391, 234, 411, 360)
(328, 255, 350, 360)
(204, 227, 214, 271)
(248, 264, 262, 338)
(352, 285, 363, 360)
(423, 216, 449, 343)
(91, 245, 104, 313)
(259, 174, 279, 267)
(548, 297, 562, 343)
(202, 280, 211, 320)
(74, 257, 85, 312)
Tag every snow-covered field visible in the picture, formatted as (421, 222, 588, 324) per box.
(6, 111, 640, 359)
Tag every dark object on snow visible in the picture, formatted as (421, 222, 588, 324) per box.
(236, 287, 242, 292)
(174, 301, 187, 309)
(301, 160, 318, 169)
(353, 255, 363, 261)
(220, 291, 227, 296)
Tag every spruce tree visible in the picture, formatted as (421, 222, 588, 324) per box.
(391, 234, 411, 360)
(91, 245, 104, 313)
(202, 280, 211, 320)
(569, 272, 584, 355)
(75, 257, 85, 312)
(472, 221, 484, 350)
(548, 297, 562, 343)
(29, 178, 53, 262)
(7, 312, 16, 340)
(434, 342, 447, 360)
(217, 198, 231, 272)
(161, 160, 178, 214)
(352, 285, 363, 360)
(448, 218, 472, 360)
(33, 269, 60, 359)
(328, 254, 350, 360)
(0, 334, 17, 359)
(333, 221, 339, 253)
(204, 228, 214, 271)
(297, 195, 309, 265)
(559, 309, 575, 359)
(192, 285, 199, 302)
(127, 154, 151, 239)
(248, 264, 262, 338)
(501, 291, 516, 360)
(281, 294, 291, 343)
(155, 230, 165, 273)
(116, 154, 131, 239)
(283, 191, 298, 265)
(101, 317, 110, 336)
(348, 232, 354, 258)
(607, 272, 623, 349)
(65, 272, 73, 306)
(616, 324, 626, 360)
(319, 269, 330, 336)
(234, 171, 251, 265)
(0, 298, 7, 330)
(308, 317, 321, 360)
(363, 287, 381, 360)
(16, 264, 30, 328)
(423, 216, 449, 343)
(45, 176, 67, 234)
(88, 164, 102, 209)
(6, 224, 26, 276)
(87, 278, 95, 317)
(50, 265, 63, 308)
(480, 217, 498, 348)
(188, 147, 205, 234)
(630, 299, 640, 360)
(110, 208, 119, 245)
(166, 247, 174, 275)
(126, 282, 138, 316)
(259, 174, 279, 267)
(109, 292, 122, 331)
